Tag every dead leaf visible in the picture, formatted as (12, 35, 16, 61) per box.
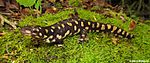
(82, 0, 94, 9)
(61, 0, 69, 8)
(129, 20, 136, 31)
(33, 9, 41, 17)
(95, 0, 113, 8)
(0, 32, 5, 36)
(2, 54, 9, 59)
(21, 8, 30, 15)
(45, 6, 57, 14)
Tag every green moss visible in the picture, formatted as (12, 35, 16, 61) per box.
(0, 9, 150, 63)
(69, 0, 80, 7)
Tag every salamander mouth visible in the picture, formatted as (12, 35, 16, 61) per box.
(21, 26, 33, 36)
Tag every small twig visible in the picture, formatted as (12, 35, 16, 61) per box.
(0, 14, 17, 29)
(6, 45, 10, 55)
(137, 0, 142, 11)
(0, 12, 12, 16)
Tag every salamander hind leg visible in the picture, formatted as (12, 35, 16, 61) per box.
(78, 29, 89, 43)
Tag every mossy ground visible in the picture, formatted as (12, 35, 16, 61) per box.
(0, 9, 150, 63)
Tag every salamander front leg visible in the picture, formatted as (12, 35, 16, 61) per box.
(51, 38, 64, 47)
(31, 38, 44, 47)
(78, 29, 89, 43)
(55, 39, 64, 47)
(45, 38, 64, 47)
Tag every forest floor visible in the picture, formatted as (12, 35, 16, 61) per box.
(0, 8, 150, 63)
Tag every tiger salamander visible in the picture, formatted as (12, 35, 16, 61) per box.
(21, 15, 134, 46)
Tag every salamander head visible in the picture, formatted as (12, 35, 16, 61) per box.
(21, 26, 40, 37)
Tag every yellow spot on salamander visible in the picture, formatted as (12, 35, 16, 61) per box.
(81, 22, 84, 27)
(115, 34, 118, 36)
(39, 33, 42, 36)
(35, 36, 40, 38)
(44, 35, 47, 38)
(81, 34, 85, 37)
(56, 34, 62, 39)
(52, 39, 56, 42)
(36, 29, 39, 32)
(74, 20, 78, 24)
(77, 29, 81, 33)
(88, 22, 91, 25)
(126, 33, 129, 37)
(45, 29, 48, 33)
(107, 24, 111, 29)
(96, 30, 99, 32)
(118, 35, 123, 38)
(67, 22, 72, 26)
(57, 44, 63, 47)
(38, 27, 42, 29)
(61, 24, 65, 28)
(122, 31, 125, 35)
(49, 35, 53, 39)
(130, 35, 133, 38)
(92, 23, 95, 28)
(63, 30, 70, 38)
(69, 32, 72, 35)
(74, 26, 77, 31)
(96, 23, 100, 28)
(85, 27, 89, 30)
(32, 33, 36, 35)
(25, 30, 31, 34)
(89, 30, 92, 32)
(51, 26, 55, 29)
(74, 29, 80, 34)
(117, 29, 122, 33)
(58, 26, 61, 29)
(101, 24, 105, 30)
(111, 26, 117, 33)
(45, 38, 50, 43)
(50, 29, 54, 32)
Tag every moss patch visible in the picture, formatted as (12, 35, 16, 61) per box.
(0, 9, 150, 63)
